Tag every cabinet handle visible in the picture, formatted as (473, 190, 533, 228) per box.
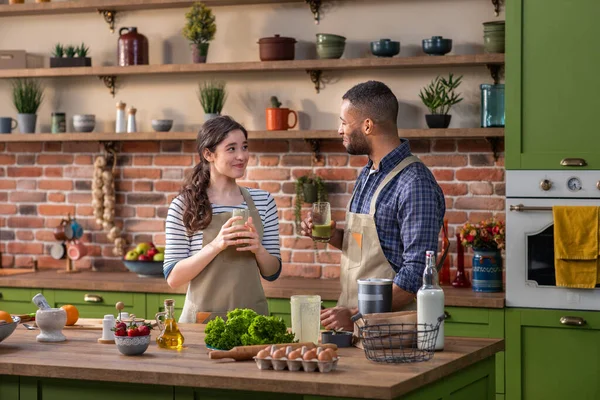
(0, 292, 3, 299)
(444, 311, 451, 320)
(560, 158, 587, 167)
(84, 294, 103, 303)
(560, 316, 586, 326)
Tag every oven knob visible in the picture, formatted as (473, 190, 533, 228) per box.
(540, 179, 552, 191)
(596, 181, 600, 190)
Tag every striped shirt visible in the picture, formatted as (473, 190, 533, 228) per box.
(350, 140, 445, 294)
(163, 188, 282, 280)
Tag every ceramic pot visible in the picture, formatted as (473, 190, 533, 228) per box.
(425, 114, 451, 129)
(316, 35, 346, 60)
(471, 248, 503, 292)
(266, 108, 297, 131)
(303, 183, 318, 203)
(316, 33, 346, 44)
(483, 21, 505, 53)
(422, 36, 453, 56)
(151, 119, 173, 132)
(115, 335, 151, 356)
(0, 117, 17, 134)
(192, 43, 209, 63)
(204, 113, 220, 122)
(36, 308, 67, 342)
(17, 113, 36, 134)
(258, 34, 296, 61)
(118, 27, 149, 66)
(73, 114, 95, 132)
(370, 39, 400, 57)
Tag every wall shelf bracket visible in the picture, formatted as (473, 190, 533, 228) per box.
(305, 139, 322, 163)
(491, 0, 502, 16)
(306, 69, 322, 94)
(98, 75, 117, 97)
(486, 137, 502, 161)
(486, 64, 504, 85)
(305, 0, 322, 24)
(97, 9, 117, 33)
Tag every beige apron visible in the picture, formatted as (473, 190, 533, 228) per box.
(179, 187, 269, 323)
(338, 155, 422, 310)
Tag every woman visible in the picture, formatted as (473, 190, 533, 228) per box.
(163, 116, 282, 323)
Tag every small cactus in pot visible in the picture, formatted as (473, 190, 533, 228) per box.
(266, 95, 297, 131)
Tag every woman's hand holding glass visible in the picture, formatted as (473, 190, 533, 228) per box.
(235, 216, 262, 254)
(211, 216, 253, 252)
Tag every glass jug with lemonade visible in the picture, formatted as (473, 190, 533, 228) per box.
(311, 202, 331, 242)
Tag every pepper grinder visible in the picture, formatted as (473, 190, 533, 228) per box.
(127, 106, 137, 133)
(115, 101, 126, 133)
(98, 314, 115, 344)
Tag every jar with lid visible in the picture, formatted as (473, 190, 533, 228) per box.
(117, 27, 149, 66)
(480, 84, 505, 127)
(51, 112, 66, 133)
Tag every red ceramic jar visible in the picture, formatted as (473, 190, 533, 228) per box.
(118, 27, 149, 66)
(257, 34, 296, 61)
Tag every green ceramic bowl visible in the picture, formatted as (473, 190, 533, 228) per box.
(316, 33, 346, 44)
(316, 42, 345, 59)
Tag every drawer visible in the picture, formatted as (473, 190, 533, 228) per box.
(0, 287, 41, 302)
(50, 290, 145, 319)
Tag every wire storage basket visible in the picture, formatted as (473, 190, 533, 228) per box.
(352, 313, 444, 364)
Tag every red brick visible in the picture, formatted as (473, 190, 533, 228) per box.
(48, 193, 66, 202)
(468, 212, 494, 223)
(7, 143, 42, 152)
(154, 155, 193, 166)
(38, 180, 73, 191)
(117, 205, 136, 218)
(7, 167, 42, 177)
(163, 169, 184, 180)
(37, 154, 74, 165)
(281, 263, 321, 278)
(121, 142, 161, 153)
(153, 234, 166, 246)
(0, 155, 16, 165)
(432, 140, 456, 152)
(182, 140, 197, 153)
(0, 180, 16, 190)
(8, 242, 43, 254)
(279, 222, 294, 236)
(260, 156, 281, 166)
(133, 156, 153, 166)
(9, 191, 47, 203)
(38, 204, 75, 216)
(282, 182, 296, 194)
(248, 139, 289, 153)
(456, 168, 504, 182)
(155, 181, 181, 192)
(77, 205, 94, 216)
(44, 167, 63, 177)
(439, 183, 468, 196)
(315, 168, 357, 181)
(273, 195, 292, 208)
(291, 169, 313, 179)
(127, 193, 165, 205)
(420, 155, 467, 167)
(16, 230, 34, 241)
(161, 141, 182, 152)
(124, 219, 165, 232)
(17, 180, 36, 190)
(290, 140, 312, 152)
(445, 198, 454, 209)
(44, 142, 62, 152)
(137, 207, 156, 218)
(134, 181, 153, 192)
(237, 181, 259, 189)
(8, 217, 44, 228)
(328, 155, 349, 167)
(322, 265, 340, 279)
(63, 142, 100, 153)
(455, 197, 505, 210)
(247, 168, 290, 181)
(1, 254, 14, 268)
(0, 193, 6, 202)
(495, 155, 505, 167)
(280, 250, 291, 263)
(470, 182, 494, 195)
(282, 236, 316, 250)
(34, 230, 56, 241)
(281, 155, 313, 167)
(317, 251, 341, 264)
(259, 182, 281, 193)
(17, 155, 35, 165)
(494, 183, 506, 196)
(432, 169, 454, 181)
(458, 139, 504, 153)
(349, 155, 368, 167)
(292, 252, 315, 263)
(67, 193, 92, 203)
(64, 166, 93, 178)
(320, 140, 345, 153)
(469, 154, 496, 166)
(75, 155, 93, 165)
(408, 139, 430, 153)
(444, 211, 468, 225)
(329, 194, 352, 208)
(122, 168, 161, 180)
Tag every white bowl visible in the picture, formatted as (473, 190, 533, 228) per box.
(151, 119, 173, 132)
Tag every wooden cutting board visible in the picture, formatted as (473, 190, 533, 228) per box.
(208, 342, 338, 361)
(0, 268, 35, 276)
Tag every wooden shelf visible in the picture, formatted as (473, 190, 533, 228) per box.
(0, 128, 504, 142)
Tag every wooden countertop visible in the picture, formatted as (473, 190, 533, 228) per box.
(0, 322, 504, 399)
(0, 270, 505, 308)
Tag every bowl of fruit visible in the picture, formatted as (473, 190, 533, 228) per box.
(0, 312, 20, 344)
(123, 242, 165, 278)
(113, 320, 152, 356)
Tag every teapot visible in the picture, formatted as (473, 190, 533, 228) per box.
(118, 27, 148, 66)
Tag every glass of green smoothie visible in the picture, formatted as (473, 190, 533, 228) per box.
(311, 202, 331, 242)
(232, 208, 250, 247)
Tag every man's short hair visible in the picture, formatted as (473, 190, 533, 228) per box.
(342, 81, 398, 124)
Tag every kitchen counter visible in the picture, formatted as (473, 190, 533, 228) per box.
(0, 322, 504, 399)
(0, 270, 505, 308)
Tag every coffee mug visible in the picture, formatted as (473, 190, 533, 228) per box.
(54, 219, 74, 241)
(70, 219, 83, 239)
(0, 117, 17, 134)
(67, 240, 87, 261)
(50, 242, 66, 260)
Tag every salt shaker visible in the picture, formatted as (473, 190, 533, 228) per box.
(102, 314, 115, 340)
(115, 101, 126, 133)
(126, 106, 137, 133)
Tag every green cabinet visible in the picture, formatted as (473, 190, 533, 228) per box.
(147, 293, 186, 321)
(506, 0, 600, 169)
(0, 287, 42, 314)
(43, 289, 146, 319)
(506, 308, 600, 399)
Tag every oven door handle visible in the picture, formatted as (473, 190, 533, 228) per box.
(510, 204, 552, 212)
(560, 316, 586, 326)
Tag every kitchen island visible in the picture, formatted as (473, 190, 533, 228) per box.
(0, 322, 503, 400)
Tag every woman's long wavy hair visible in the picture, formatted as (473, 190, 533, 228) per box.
(179, 115, 248, 233)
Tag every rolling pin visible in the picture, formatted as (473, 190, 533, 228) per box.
(208, 342, 338, 361)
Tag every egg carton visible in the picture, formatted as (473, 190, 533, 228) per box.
(253, 345, 339, 373)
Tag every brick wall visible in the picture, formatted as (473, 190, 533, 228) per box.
(0, 138, 505, 280)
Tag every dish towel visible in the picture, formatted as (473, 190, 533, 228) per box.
(553, 205, 600, 288)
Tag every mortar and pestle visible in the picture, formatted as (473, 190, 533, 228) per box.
(32, 293, 67, 342)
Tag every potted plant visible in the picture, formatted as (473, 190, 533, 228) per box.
(12, 78, 44, 134)
(418, 73, 463, 129)
(182, 2, 216, 63)
(459, 218, 505, 293)
(295, 175, 327, 225)
(50, 42, 91, 68)
(266, 96, 298, 131)
(197, 80, 227, 121)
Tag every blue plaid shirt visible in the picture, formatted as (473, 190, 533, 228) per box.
(349, 140, 445, 294)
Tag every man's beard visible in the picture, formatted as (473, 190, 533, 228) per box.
(345, 127, 371, 155)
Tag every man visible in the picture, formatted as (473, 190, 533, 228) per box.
(300, 81, 445, 331)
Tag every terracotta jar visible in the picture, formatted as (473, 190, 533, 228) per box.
(266, 108, 297, 131)
(258, 34, 296, 61)
(118, 27, 149, 66)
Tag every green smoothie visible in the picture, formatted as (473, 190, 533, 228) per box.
(312, 224, 331, 242)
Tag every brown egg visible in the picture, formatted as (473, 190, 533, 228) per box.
(256, 350, 270, 359)
(303, 349, 317, 361)
(288, 349, 302, 360)
(318, 351, 333, 362)
(272, 348, 286, 359)
(324, 348, 338, 359)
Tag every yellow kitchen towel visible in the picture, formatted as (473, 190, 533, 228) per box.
(553, 205, 600, 288)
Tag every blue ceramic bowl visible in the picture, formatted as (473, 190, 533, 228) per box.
(370, 39, 400, 57)
(422, 36, 453, 56)
(122, 260, 164, 278)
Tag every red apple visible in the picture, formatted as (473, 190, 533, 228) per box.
(146, 248, 159, 258)
(137, 254, 151, 262)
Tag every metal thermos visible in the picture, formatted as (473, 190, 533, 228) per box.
(357, 278, 393, 314)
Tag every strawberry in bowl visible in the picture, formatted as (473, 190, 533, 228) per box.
(113, 320, 153, 356)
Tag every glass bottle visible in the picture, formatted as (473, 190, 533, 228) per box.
(115, 101, 126, 133)
(452, 233, 471, 288)
(51, 112, 66, 133)
(480, 84, 505, 127)
(155, 299, 184, 350)
(417, 250, 445, 350)
(438, 219, 451, 286)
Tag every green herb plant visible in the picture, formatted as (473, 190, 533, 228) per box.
(182, 2, 217, 46)
(197, 80, 227, 114)
(52, 43, 64, 58)
(11, 78, 44, 114)
(270, 96, 282, 108)
(294, 175, 327, 227)
(418, 73, 463, 115)
(204, 308, 296, 350)
(64, 45, 76, 58)
(75, 43, 89, 58)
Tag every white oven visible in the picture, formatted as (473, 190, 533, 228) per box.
(506, 170, 600, 311)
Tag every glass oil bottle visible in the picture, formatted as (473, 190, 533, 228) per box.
(155, 299, 184, 350)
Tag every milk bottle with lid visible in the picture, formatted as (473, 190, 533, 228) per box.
(417, 250, 445, 350)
